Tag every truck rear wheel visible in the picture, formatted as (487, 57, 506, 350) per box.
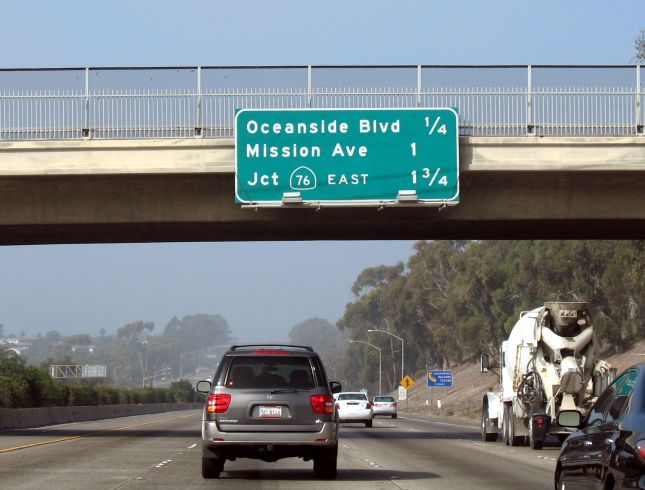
(481, 404, 498, 442)
(529, 429, 544, 450)
(508, 406, 524, 447)
(503, 405, 510, 445)
(529, 419, 544, 450)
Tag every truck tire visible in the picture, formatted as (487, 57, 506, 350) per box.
(503, 405, 510, 445)
(529, 431, 544, 450)
(529, 423, 544, 450)
(481, 404, 498, 442)
(508, 406, 523, 447)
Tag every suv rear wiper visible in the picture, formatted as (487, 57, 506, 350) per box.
(269, 387, 312, 394)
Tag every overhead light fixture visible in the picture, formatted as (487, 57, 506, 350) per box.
(282, 192, 303, 205)
(397, 190, 418, 203)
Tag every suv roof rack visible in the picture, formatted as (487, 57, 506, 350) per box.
(228, 344, 314, 352)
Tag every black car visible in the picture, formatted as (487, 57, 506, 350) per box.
(555, 363, 645, 490)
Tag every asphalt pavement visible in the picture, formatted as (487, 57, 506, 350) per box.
(0, 410, 556, 489)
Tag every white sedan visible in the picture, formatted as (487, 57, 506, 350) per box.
(372, 395, 397, 418)
(335, 392, 373, 427)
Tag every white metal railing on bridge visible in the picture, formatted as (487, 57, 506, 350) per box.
(0, 65, 643, 140)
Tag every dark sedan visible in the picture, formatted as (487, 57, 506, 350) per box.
(555, 363, 645, 490)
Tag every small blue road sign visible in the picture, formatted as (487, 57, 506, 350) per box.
(427, 370, 453, 388)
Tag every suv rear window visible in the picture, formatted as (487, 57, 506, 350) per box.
(225, 356, 315, 389)
(338, 393, 368, 401)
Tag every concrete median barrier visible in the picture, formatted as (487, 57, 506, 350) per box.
(0, 403, 200, 429)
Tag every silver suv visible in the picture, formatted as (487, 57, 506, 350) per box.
(196, 345, 342, 479)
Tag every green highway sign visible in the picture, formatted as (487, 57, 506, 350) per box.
(235, 108, 459, 206)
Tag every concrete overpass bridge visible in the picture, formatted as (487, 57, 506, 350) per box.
(1, 65, 644, 244)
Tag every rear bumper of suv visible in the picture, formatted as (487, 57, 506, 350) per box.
(202, 420, 338, 448)
(202, 420, 338, 462)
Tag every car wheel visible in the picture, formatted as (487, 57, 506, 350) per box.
(313, 447, 338, 479)
(603, 474, 615, 490)
(365, 419, 373, 428)
(392, 414, 397, 419)
(555, 465, 565, 490)
(202, 456, 224, 479)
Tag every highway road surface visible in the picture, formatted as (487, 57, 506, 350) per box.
(0, 410, 557, 489)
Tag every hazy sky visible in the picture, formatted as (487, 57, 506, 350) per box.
(1, 1, 644, 340)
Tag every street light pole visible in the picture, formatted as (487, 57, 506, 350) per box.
(367, 329, 404, 383)
(143, 367, 172, 388)
(348, 340, 382, 395)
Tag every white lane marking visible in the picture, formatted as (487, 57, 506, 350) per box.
(474, 442, 558, 464)
(187, 443, 197, 449)
(400, 416, 476, 430)
(537, 455, 557, 462)
(155, 459, 174, 468)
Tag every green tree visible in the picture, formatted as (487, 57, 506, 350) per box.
(169, 380, 198, 403)
(336, 240, 645, 392)
(162, 314, 232, 355)
(288, 318, 346, 357)
(634, 29, 645, 62)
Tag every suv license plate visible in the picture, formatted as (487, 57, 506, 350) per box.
(259, 406, 282, 418)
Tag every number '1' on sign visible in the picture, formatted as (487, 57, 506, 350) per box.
(425, 116, 448, 135)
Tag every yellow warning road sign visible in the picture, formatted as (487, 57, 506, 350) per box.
(400, 375, 415, 389)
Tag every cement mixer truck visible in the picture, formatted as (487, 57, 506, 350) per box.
(480, 301, 615, 449)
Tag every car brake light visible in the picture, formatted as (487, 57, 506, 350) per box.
(310, 394, 334, 414)
(207, 393, 231, 414)
(637, 441, 645, 462)
(366, 402, 372, 409)
(253, 350, 291, 355)
(335, 402, 340, 410)
(392, 402, 397, 407)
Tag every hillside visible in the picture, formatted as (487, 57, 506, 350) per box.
(399, 339, 645, 419)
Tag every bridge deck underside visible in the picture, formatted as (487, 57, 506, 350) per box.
(1, 172, 644, 244)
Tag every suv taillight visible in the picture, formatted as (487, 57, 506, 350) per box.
(310, 394, 334, 414)
(207, 393, 231, 414)
(366, 402, 372, 409)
